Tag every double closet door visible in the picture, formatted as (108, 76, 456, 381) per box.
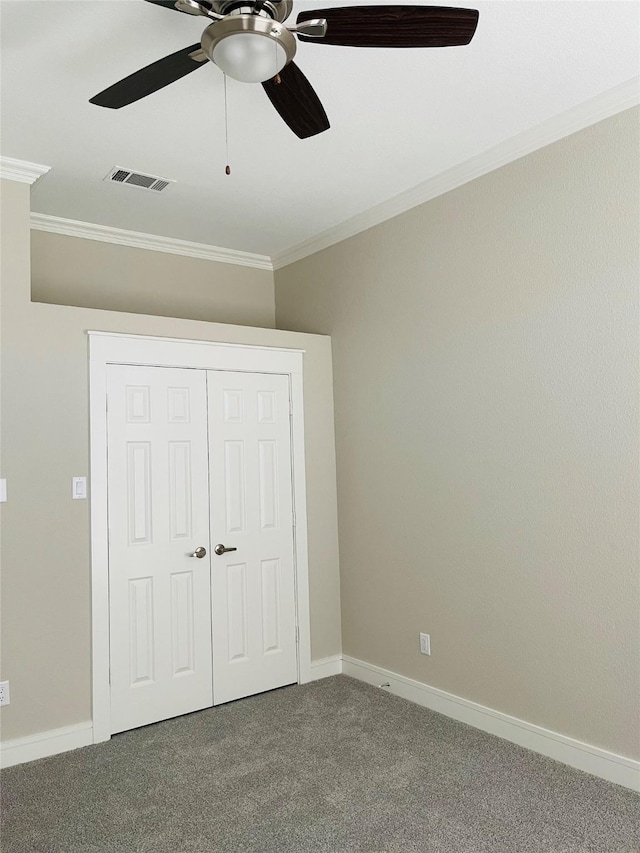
(106, 364, 298, 734)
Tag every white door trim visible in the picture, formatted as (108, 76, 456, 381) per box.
(88, 331, 311, 743)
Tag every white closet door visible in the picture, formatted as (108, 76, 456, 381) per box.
(208, 371, 298, 704)
(107, 365, 213, 733)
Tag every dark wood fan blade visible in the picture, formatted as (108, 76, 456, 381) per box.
(262, 62, 330, 139)
(90, 44, 205, 109)
(143, 0, 214, 13)
(297, 5, 479, 47)
(143, 0, 182, 10)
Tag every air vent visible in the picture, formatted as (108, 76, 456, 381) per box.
(104, 167, 175, 193)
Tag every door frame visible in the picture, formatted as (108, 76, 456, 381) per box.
(88, 331, 311, 743)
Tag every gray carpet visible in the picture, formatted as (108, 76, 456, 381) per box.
(1, 676, 638, 852)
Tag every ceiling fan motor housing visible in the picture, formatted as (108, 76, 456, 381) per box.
(210, 0, 293, 23)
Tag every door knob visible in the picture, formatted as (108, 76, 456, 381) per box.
(214, 543, 238, 556)
(191, 546, 207, 558)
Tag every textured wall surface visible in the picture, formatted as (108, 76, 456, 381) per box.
(276, 107, 640, 759)
(0, 180, 341, 740)
(31, 230, 275, 328)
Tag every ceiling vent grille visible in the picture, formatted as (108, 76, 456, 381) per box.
(104, 167, 174, 192)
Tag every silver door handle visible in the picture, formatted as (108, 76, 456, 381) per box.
(214, 543, 237, 556)
(191, 546, 207, 558)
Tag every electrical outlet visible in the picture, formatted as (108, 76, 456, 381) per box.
(419, 633, 431, 656)
(0, 681, 10, 706)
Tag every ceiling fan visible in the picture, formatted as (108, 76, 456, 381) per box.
(90, 1, 479, 139)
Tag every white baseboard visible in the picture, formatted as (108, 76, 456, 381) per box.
(3, 663, 637, 792)
(309, 654, 344, 681)
(0, 659, 340, 768)
(342, 656, 640, 793)
(0, 721, 93, 769)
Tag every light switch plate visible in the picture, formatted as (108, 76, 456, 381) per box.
(72, 477, 87, 500)
(0, 479, 6, 503)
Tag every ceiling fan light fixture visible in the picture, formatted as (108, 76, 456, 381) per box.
(201, 16, 296, 83)
(213, 32, 287, 83)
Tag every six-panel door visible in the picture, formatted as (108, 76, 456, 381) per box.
(207, 370, 298, 705)
(107, 364, 298, 733)
(107, 365, 214, 733)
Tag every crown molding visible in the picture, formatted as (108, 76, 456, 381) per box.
(13, 76, 640, 271)
(0, 156, 51, 185)
(30, 213, 274, 271)
(271, 76, 640, 270)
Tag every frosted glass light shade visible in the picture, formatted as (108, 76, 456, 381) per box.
(213, 33, 287, 83)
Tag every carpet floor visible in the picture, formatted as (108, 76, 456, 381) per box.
(1, 675, 638, 852)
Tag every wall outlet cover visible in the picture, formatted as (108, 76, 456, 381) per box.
(419, 633, 431, 655)
(0, 681, 10, 706)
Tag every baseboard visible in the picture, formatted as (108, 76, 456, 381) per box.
(342, 656, 640, 793)
(3, 664, 637, 791)
(0, 721, 93, 769)
(309, 654, 343, 681)
(0, 659, 338, 768)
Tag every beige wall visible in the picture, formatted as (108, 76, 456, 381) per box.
(0, 179, 341, 741)
(275, 107, 640, 759)
(31, 230, 275, 328)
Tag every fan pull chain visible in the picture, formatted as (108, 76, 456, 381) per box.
(223, 74, 231, 175)
(274, 39, 281, 84)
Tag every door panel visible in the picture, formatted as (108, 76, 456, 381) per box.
(107, 365, 213, 733)
(208, 371, 298, 704)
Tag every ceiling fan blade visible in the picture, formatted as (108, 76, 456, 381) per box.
(296, 5, 479, 47)
(143, 0, 183, 11)
(90, 43, 205, 109)
(143, 0, 213, 13)
(262, 62, 330, 139)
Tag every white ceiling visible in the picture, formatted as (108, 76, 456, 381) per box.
(1, 0, 639, 258)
